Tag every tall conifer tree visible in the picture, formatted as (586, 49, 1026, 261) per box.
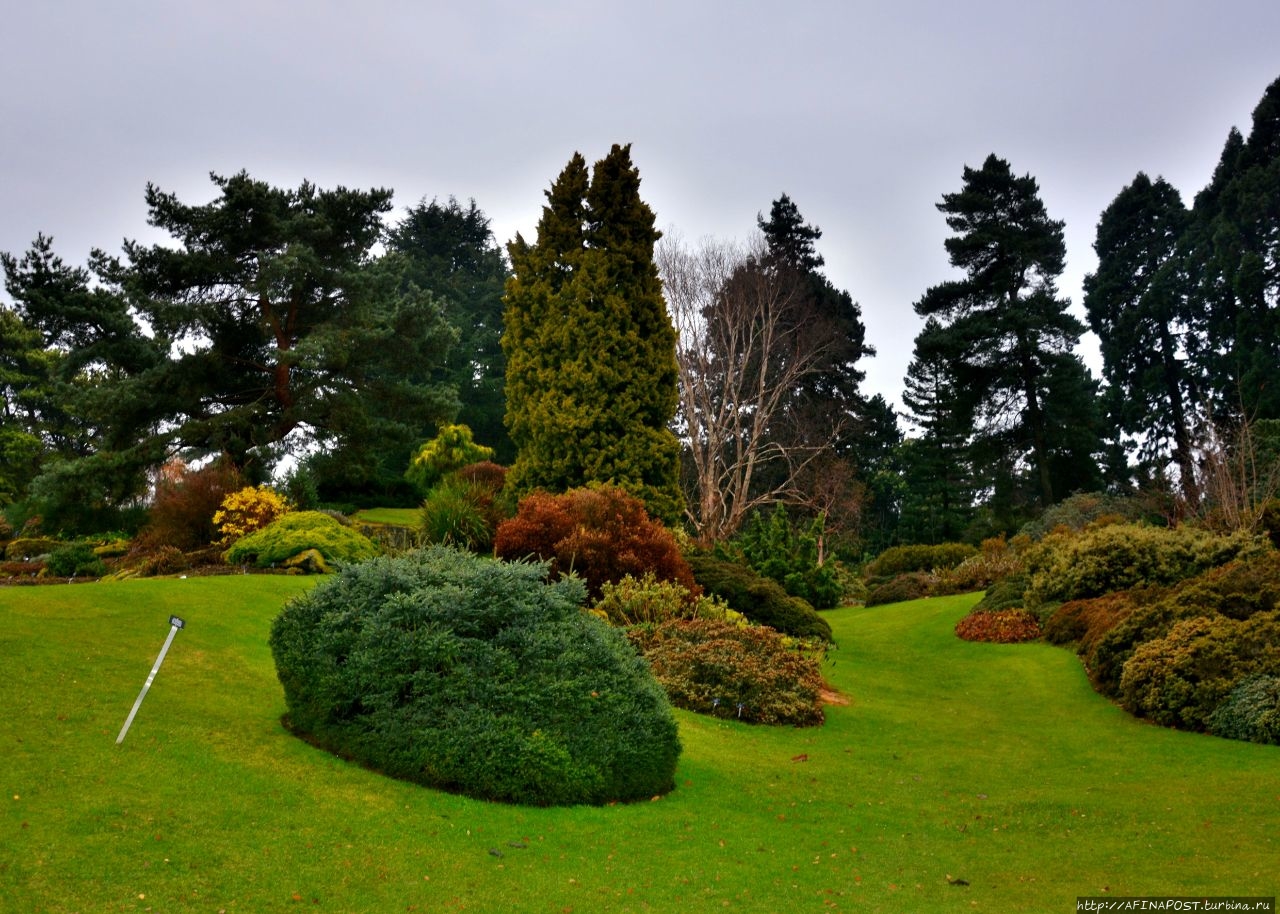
(503, 145, 682, 522)
(1084, 173, 1200, 505)
(1188, 76, 1280, 419)
(912, 154, 1102, 523)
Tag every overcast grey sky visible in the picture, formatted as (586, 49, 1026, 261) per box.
(3, 1, 1277, 413)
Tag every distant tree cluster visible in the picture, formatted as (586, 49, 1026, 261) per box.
(3, 74, 1277, 558)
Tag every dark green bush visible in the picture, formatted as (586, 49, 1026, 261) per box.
(418, 463, 509, 553)
(974, 572, 1030, 612)
(731, 506, 845, 608)
(686, 552, 832, 642)
(1018, 491, 1147, 540)
(1208, 675, 1280, 745)
(864, 542, 977, 580)
(224, 511, 378, 569)
(1118, 611, 1280, 731)
(627, 618, 825, 726)
(45, 543, 107, 578)
(269, 547, 680, 806)
(865, 571, 937, 607)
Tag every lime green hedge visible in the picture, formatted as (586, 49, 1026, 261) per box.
(224, 511, 378, 569)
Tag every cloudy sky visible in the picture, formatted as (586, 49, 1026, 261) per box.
(3, 1, 1277, 412)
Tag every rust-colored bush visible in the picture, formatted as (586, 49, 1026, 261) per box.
(135, 461, 244, 551)
(955, 609, 1042, 644)
(494, 486, 696, 601)
(1044, 591, 1138, 649)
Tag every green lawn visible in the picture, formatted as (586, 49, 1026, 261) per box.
(2, 579, 1276, 912)
(351, 507, 420, 526)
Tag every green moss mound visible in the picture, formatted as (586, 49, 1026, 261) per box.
(224, 511, 377, 569)
(268, 546, 681, 806)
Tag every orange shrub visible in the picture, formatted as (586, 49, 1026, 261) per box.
(494, 486, 696, 601)
(955, 609, 1042, 644)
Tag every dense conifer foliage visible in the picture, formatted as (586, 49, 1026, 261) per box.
(269, 547, 681, 805)
(502, 145, 683, 522)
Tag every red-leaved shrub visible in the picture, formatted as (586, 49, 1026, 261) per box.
(955, 609, 1042, 643)
(135, 460, 244, 552)
(494, 486, 696, 601)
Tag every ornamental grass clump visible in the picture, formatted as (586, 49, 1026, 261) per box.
(269, 546, 681, 806)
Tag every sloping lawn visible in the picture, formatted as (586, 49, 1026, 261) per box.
(2, 580, 1276, 912)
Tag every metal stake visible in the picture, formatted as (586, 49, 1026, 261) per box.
(116, 616, 185, 745)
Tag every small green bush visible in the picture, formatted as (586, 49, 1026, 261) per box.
(1024, 523, 1264, 611)
(593, 573, 705, 626)
(45, 544, 107, 578)
(974, 572, 1030, 612)
(418, 463, 509, 553)
(404, 424, 495, 497)
(954, 609, 1042, 644)
(1208, 675, 1280, 745)
(731, 506, 845, 609)
(628, 618, 825, 726)
(686, 552, 832, 642)
(224, 511, 378, 570)
(1118, 612, 1280, 730)
(864, 542, 977, 580)
(269, 547, 681, 806)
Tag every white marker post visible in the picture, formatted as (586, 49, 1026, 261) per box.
(116, 616, 185, 745)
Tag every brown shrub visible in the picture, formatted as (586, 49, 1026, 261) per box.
(494, 486, 696, 601)
(955, 609, 1042, 644)
(136, 461, 244, 551)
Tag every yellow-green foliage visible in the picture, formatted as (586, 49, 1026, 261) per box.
(213, 485, 291, 543)
(1023, 523, 1264, 612)
(224, 511, 377, 570)
(864, 542, 977, 580)
(404, 424, 495, 496)
(592, 572, 730, 626)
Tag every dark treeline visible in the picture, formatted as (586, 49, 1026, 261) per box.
(2, 77, 1277, 556)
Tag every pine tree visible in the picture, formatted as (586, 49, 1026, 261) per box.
(912, 154, 1102, 520)
(1084, 172, 1200, 504)
(756, 194, 872, 456)
(900, 317, 975, 543)
(503, 145, 682, 522)
(386, 198, 513, 463)
(1189, 76, 1280, 419)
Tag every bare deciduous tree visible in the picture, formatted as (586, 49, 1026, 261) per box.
(657, 232, 850, 545)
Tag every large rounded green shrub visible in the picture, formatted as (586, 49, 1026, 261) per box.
(268, 546, 681, 806)
(224, 511, 377, 569)
(686, 552, 832, 642)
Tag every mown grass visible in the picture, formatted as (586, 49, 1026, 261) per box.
(2, 580, 1276, 912)
(351, 507, 419, 527)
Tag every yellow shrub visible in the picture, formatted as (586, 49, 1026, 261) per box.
(213, 486, 292, 543)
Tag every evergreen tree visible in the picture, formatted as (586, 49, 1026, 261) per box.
(1189, 76, 1280, 419)
(1084, 173, 1200, 504)
(900, 317, 975, 543)
(503, 145, 682, 522)
(386, 197, 513, 463)
(912, 154, 1103, 521)
(756, 194, 872, 456)
(2, 237, 165, 523)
